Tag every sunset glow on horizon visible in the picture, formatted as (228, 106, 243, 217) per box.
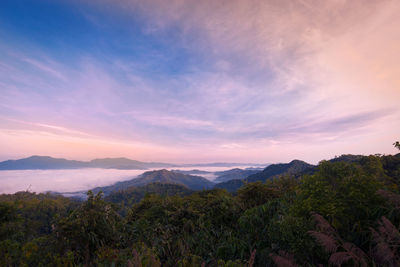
(0, 0, 399, 164)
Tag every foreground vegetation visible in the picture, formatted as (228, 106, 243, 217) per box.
(1, 149, 400, 266)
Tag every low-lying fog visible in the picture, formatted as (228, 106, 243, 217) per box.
(0, 166, 257, 194)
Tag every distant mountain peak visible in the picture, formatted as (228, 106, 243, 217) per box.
(27, 155, 57, 160)
(289, 159, 307, 164)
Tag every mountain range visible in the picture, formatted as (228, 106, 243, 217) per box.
(213, 155, 369, 192)
(0, 156, 175, 170)
(3, 154, 369, 198)
(84, 160, 315, 196)
(214, 160, 316, 192)
(0, 156, 266, 170)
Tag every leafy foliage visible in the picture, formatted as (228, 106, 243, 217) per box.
(394, 141, 400, 151)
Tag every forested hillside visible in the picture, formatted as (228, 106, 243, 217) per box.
(1, 151, 400, 266)
(92, 169, 214, 195)
(213, 168, 262, 183)
(214, 160, 315, 192)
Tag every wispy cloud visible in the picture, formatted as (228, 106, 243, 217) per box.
(22, 57, 67, 81)
(0, 0, 399, 163)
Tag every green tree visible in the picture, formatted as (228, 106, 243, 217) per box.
(394, 141, 400, 151)
(237, 182, 280, 210)
(55, 191, 122, 264)
(292, 161, 388, 249)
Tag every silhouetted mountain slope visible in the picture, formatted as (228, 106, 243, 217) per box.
(214, 179, 245, 192)
(328, 154, 364, 163)
(93, 169, 214, 195)
(214, 160, 315, 192)
(246, 160, 315, 183)
(180, 162, 267, 167)
(171, 169, 212, 175)
(213, 168, 261, 183)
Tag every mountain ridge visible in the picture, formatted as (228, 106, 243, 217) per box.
(214, 159, 315, 192)
(91, 169, 215, 195)
(0, 155, 265, 170)
(213, 168, 263, 183)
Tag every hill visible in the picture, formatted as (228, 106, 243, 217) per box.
(92, 169, 214, 195)
(246, 160, 315, 183)
(214, 160, 315, 192)
(213, 168, 262, 183)
(328, 154, 364, 163)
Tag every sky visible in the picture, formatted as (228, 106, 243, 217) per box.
(0, 0, 399, 164)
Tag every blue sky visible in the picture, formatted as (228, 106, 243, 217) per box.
(0, 0, 399, 163)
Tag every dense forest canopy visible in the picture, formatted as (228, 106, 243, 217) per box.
(1, 149, 400, 266)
